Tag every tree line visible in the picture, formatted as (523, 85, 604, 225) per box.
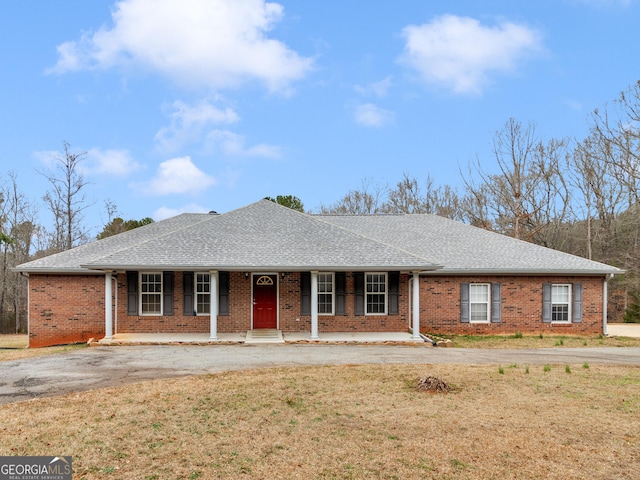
(2, 81, 639, 332)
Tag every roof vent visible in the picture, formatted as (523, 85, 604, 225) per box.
(208, 210, 218, 215)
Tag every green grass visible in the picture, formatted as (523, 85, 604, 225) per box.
(427, 333, 640, 349)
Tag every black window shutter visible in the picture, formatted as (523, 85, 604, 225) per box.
(335, 272, 346, 315)
(163, 271, 174, 316)
(572, 283, 583, 323)
(460, 283, 470, 323)
(127, 271, 138, 316)
(218, 272, 229, 316)
(542, 283, 552, 323)
(300, 272, 311, 315)
(183, 272, 194, 316)
(388, 272, 400, 315)
(491, 283, 502, 323)
(354, 272, 365, 316)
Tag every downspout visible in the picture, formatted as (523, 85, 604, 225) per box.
(603, 273, 613, 337)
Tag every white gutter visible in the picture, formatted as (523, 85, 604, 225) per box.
(79, 264, 443, 273)
(423, 268, 624, 276)
(26, 273, 30, 346)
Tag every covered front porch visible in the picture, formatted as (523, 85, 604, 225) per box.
(96, 330, 427, 346)
(102, 271, 425, 342)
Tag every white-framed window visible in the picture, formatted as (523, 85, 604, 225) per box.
(317, 272, 334, 315)
(140, 272, 162, 315)
(469, 283, 490, 323)
(551, 284, 571, 323)
(366, 273, 387, 315)
(196, 273, 211, 315)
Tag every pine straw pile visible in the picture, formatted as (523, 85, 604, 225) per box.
(1, 364, 639, 479)
(416, 375, 450, 393)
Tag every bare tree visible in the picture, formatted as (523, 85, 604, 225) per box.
(381, 173, 464, 219)
(461, 118, 570, 243)
(0, 172, 37, 332)
(461, 119, 537, 236)
(41, 142, 92, 252)
(431, 184, 464, 221)
(591, 81, 640, 187)
(526, 137, 571, 250)
(319, 178, 386, 214)
(459, 168, 494, 229)
(383, 173, 430, 213)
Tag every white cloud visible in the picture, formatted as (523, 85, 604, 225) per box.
(155, 98, 281, 157)
(33, 150, 60, 169)
(354, 76, 393, 97)
(573, 0, 632, 6)
(563, 99, 583, 112)
(139, 156, 216, 195)
(354, 103, 395, 127)
(205, 130, 282, 158)
(86, 148, 141, 176)
(155, 99, 240, 153)
(34, 147, 141, 177)
(48, 0, 314, 93)
(153, 203, 210, 221)
(399, 15, 543, 94)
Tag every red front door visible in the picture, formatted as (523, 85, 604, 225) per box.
(253, 275, 277, 329)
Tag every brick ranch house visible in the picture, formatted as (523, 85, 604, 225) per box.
(15, 199, 623, 347)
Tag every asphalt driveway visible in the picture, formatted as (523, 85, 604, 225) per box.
(2, 343, 640, 405)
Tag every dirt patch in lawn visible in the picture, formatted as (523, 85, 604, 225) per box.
(1, 364, 638, 479)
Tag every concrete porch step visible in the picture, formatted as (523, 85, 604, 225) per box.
(245, 329, 284, 344)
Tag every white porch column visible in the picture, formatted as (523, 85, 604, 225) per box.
(104, 272, 113, 340)
(412, 272, 421, 339)
(210, 271, 219, 341)
(311, 271, 319, 339)
(603, 274, 612, 336)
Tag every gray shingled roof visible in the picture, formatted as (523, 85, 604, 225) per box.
(322, 214, 622, 275)
(14, 199, 622, 275)
(13, 213, 212, 273)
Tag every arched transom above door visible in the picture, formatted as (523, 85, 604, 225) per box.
(256, 275, 274, 286)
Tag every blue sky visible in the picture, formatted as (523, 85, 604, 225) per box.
(1, 0, 639, 237)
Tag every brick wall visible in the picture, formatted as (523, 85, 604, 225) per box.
(279, 272, 409, 333)
(419, 275, 605, 336)
(115, 271, 253, 333)
(27, 271, 607, 347)
(116, 272, 210, 333)
(28, 274, 106, 348)
(223, 272, 252, 331)
(115, 271, 410, 334)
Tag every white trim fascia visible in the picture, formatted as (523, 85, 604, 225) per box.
(423, 268, 624, 276)
(79, 264, 443, 272)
